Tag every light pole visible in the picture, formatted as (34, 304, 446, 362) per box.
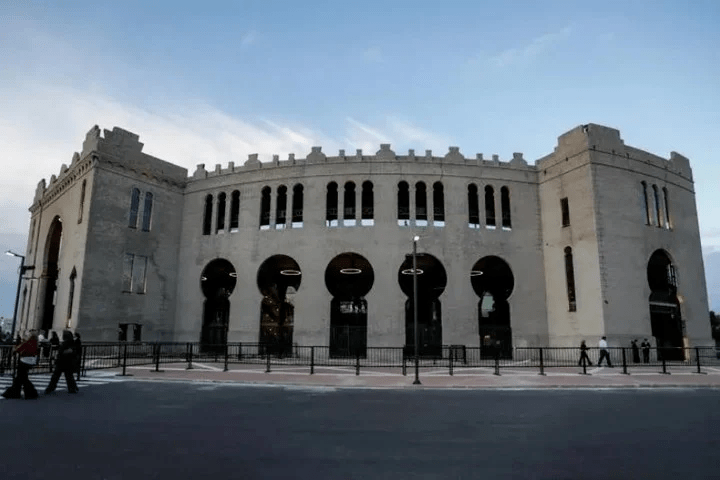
(412, 235, 421, 385)
(6, 250, 33, 339)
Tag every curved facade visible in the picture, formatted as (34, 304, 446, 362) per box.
(17, 123, 712, 352)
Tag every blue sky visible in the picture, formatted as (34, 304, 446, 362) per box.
(1, 0, 719, 320)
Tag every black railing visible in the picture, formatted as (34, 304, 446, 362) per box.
(2, 344, 719, 379)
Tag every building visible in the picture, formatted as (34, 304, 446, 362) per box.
(14, 123, 711, 357)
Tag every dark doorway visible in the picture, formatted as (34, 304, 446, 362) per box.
(471, 256, 514, 359)
(398, 253, 446, 358)
(40, 216, 63, 333)
(200, 259, 237, 352)
(647, 250, 684, 361)
(257, 255, 301, 356)
(325, 253, 374, 357)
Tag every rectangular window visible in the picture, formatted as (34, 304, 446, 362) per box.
(133, 255, 148, 294)
(561, 198, 570, 227)
(122, 254, 134, 292)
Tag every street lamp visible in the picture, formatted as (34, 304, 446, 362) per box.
(5, 250, 34, 338)
(412, 236, 421, 385)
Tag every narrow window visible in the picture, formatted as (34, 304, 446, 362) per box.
(361, 181, 374, 226)
(276, 186, 287, 229)
(564, 247, 577, 312)
(215, 193, 226, 233)
(122, 253, 134, 292)
(326, 182, 338, 227)
(78, 179, 86, 224)
(203, 194, 213, 235)
(230, 190, 240, 232)
(292, 184, 304, 228)
(133, 324, 142, 342)
(132, 255, 147, 294)
(433, 182, 445, 227)
(67, 268, 76, 321)
(663, 187, 671, 229)
(118, 324, 128, 342)
(501, 186, 511, 229)
(641, 182, 650, 225)
(344, 182, 356, 226)
(398, 181, 410, 226)
(260, 187, 271, 230)
(142, 192, 153, 232)
(129, 188, 140, 228)
(485, 186, 496, 228)
(415, 182, 427, 226)
(561, 197, 570, 227)
(652, 184, 661, 227)
(29, 220, 36, 254)
(468, 184, 480, 229)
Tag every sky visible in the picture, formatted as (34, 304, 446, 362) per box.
(1, 0, 719, 320)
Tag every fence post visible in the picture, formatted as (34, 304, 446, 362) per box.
(449, 349, 453, 376)
(223, 343, 229, 372)
(265, 348, 271, 373)
(186, 343, 194, 370)
(622, 348, 629, 375)
(116, 342, 131, 376)
(153, 343, 163, 372)
(238, 342, 243, 361)
(695, 347, 705, 374)
(538, 348, 546, 376)
(402, 355, 407, 376)
(494, 350, 501, 376)
(661, 354, 669, 374)
(355, 351, 361, 376)
(310, 346, 314, 375)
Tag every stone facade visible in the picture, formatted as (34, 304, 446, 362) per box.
(16, 123, 712, 354)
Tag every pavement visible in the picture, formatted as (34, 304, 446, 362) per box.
(89, 361, 720, 389)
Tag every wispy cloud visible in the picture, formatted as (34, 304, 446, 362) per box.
(240, 30, 257, 48)
(362, 47, 384, 63)
(479, 25, 573, 69)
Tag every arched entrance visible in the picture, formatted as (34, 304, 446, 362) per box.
(647, 250, 684, 360)
(200, 259, 237, 352)
(325, 253, 374, 357)
(40, 216, 63, 333)
(471, 256, 514, 359)
(398, 254, 446, 357)
(257, 255, 301, 356)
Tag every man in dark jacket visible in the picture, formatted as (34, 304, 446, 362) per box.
(44, 330, 79, 394)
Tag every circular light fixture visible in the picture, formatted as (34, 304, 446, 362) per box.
(413, 235, 420, 242)
(401, 268, 424, 275)
(201, 276, 207, 281)
(470, 270, 484, 277)
(339, 268, 362, 275)
(228, 272, 238, 277)
(280, 269, 302, 276)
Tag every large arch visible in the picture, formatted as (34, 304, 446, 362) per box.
(398, 253, 446, 357)
(325, 253, 374, 357)
(200, 259, 237, 352)
(39, 216, 63, 333)
(257, 255, 302, 356)
(647, 249, 684, 360)
(471, 256, 514, 359)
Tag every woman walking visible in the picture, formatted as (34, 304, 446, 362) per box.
(578, 340, 593, 367)
(44, 330, 79, 394)
(2, 331, 39, 399)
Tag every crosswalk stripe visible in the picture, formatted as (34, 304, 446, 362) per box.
(0, 372, 130, 395)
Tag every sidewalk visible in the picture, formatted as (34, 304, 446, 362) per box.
(96, 362, 720, 389)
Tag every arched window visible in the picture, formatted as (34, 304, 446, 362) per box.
(641, 182, 650, 225)
(415, 182, 427, 226)
(361, 181, 374, 226)
(468, 184, 480, 229)
(485, 186, 496, 228)
(67, 268, 77, 324)
(276, 185, 287, 229)
(398, 181, 410, 226)
(78, 179, 86, 224)
(652, 184, 662, 227)
(215, 193, 226, 233)
(501, 186, 511, 229)
(129, 187, 140, 228)
(292, 184, 304, 228)
(326, 182, 338, 227)
(564, 247, 577, 312)
(203, 194, 213, 235)
(344, 182, 356, 226)
(142, 192, 153, 232)
(663, 187, 671, 229)
(433, 182, 445, 227)
(230, 190, 240, 232)
(260, 187, 271, 230)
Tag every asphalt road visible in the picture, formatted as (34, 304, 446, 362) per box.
(1, 382, 719, 479)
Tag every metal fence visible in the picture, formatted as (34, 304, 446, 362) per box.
(1, 343, 719, 379)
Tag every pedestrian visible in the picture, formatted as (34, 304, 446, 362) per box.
(39, 330, 51, 359)
(631, 339, 641, 363)
(49, 331, 60, 368)
(73, 332, 82, 375)
(597, 336, 613, 367)
(578, 340, 593, 366)
(641, 338, 651, 363)
(2, 331, 39, 399)
(44, 330, 79, 395)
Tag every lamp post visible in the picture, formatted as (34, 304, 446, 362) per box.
(5, 251, 33, 338)
(412, 235, 421, 385)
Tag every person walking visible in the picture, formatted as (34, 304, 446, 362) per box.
(49, 331, 60, 369)
(44, 330, 79, 395)
(2, 331, 39, 399)
(597, 336, 613, 367)
(641, 338, 651, 363)
(578, 340, 593, 366)
(631, 339, 641, 363)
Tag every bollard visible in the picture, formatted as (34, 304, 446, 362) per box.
(661, 355, 669, 374)
(265, 349, 271, 373)
(186, 343, 194, 370)
(153, 343, 163, 373)
(402, 355, 407, 376)
(223, 343, 229, 372)
(622, 348, 629, 375)
(695, 347, 705, 374)
(356, 351, 360, 376)
(116, 342, 132, 377)
(494, 352, 501, 376)
(538, 348, 546, 376)
(310, 346, 314, 375)
(449, 350, 453, 376)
